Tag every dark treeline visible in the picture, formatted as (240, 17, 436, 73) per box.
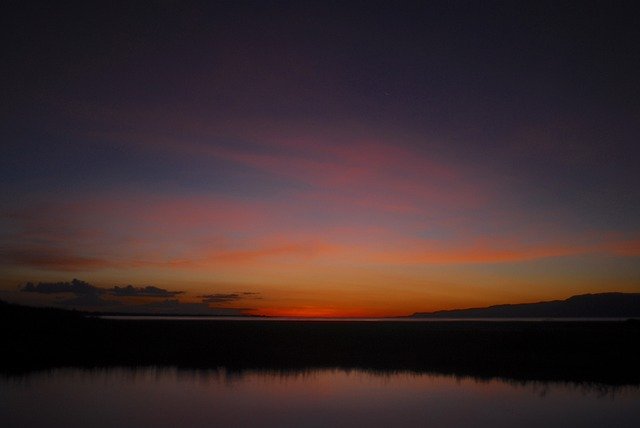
(3, 301, 640, 385)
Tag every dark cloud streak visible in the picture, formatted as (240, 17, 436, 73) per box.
(18, 279, 258, 314)
(3, 249, 113, 271)
(110, 285, 184, 298)
(199, 292, 261, 304)
(21, 279, 185, 299)
(21, 279, 101, 295)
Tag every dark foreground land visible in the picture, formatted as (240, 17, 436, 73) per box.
(3, 302, 639, 385)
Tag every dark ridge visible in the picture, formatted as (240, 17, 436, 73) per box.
(3, 300, 640, 385)
(412, 292, 640, 318)
(0, 299, 86, 321)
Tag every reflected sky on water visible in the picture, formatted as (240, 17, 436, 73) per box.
(2, 368, 639, 427)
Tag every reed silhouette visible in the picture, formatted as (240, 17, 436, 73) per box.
(3, 301, 639, 385)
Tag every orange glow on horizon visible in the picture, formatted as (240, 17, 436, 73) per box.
(251, 306, 404, 318)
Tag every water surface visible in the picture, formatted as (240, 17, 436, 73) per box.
(2, 368, 639, 427)
(100, 315, 631, 321)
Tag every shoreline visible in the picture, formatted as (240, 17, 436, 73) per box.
(4, 305, 640, 385)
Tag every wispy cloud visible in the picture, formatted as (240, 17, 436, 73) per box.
(3, 249, 115, 271)
(367, 237, 640, 265)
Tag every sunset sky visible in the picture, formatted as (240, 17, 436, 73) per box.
(2, 1, 639, 316)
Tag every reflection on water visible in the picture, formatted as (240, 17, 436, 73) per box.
(2, 368, 639, 427)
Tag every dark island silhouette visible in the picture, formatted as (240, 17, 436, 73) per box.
(412, 292, 640, 318)
(2, 299, 640, 386)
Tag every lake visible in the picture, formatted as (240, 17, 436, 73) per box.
(2, 367, 639, 427)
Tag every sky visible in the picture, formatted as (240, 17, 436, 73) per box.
(1, 1, 639, 317)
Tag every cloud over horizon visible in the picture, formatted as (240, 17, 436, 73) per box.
(16, 279, 255, 315)
(110, 285, 184, 298)
(199, 292, 261, 304)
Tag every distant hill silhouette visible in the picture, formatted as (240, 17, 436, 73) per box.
(412, 293, 640, 318)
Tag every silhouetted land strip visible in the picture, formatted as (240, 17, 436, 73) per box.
(3, 301, 639, 385)
(412, 292, 640, 318)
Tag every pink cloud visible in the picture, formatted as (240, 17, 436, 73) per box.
(80, 121, 490, 214)
(365, 235, 640, 265)
(185, 240, 339, 267)
(602, 238, 640, 257)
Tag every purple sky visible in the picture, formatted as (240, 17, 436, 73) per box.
(1, 1, 639, 316)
